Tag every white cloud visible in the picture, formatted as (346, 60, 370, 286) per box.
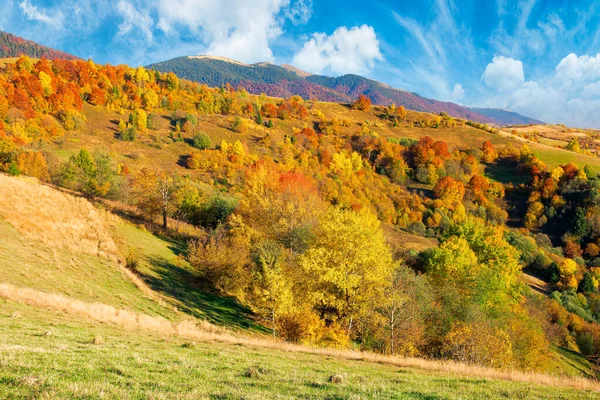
(155, 0, 301, 63)
(582, 81, 600, 99)
(483, 56, 525, 91)
(19, 0, 63, 29)
(291, 25, 383, 75)
(480, 53, 600, 127)
(452, 83, 465, 101)
(284, 0, 312, 25)
(555, 53, 600, 81)
(116, 1, 153, 41)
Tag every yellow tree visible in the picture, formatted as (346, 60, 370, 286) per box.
(249, 241, 293, 337)
(433, 176, 465, 209)
(131, 168, 180, 229)
(300, 208, 393, 332)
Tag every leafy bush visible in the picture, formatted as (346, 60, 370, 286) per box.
(119, 127, 137, 141)
(191, 132, 211, 150)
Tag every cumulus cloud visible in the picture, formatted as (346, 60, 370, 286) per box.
(155, 0, 299, 63)
(483, 56, 525, 91)
(555, 53, 600, 81)
(481, 53, 600, 127)
(582, 81, 600, 99)
(291, 25, 383, 75)
(284, 0, 312, 25)
(19, 0, 63, 29)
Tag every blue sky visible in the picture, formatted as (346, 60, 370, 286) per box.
(2, 0, 600, 127)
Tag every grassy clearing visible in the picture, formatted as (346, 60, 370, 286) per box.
(1, 299, 599, 399)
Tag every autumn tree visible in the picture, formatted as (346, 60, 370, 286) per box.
(249, 241, 293, 336)
(352, 94, 372, 111)
(482, 141, 498, 162)
(61, 148, 114, 198)
(300, 208, 394, 332)
(434, 176, 465, 209)
(131, 168, 181, 228)
(15, 151, 50, 181)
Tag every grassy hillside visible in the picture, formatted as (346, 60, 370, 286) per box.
(2, 292, 599, 399)
(47, 102, 600, 185)
(4, 57, 600, 397)
(0, 173, 597, 397)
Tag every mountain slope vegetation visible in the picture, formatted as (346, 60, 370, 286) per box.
(0, 31, 79, 61)
(147, 56, 542, 126)
(2, 54, 600, 396)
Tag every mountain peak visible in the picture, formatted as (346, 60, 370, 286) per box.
(281, 64, 313, 78)
(187, 55, 249, 66)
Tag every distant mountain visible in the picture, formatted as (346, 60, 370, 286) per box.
(470, 108, 544, 126)
(0, 31, 79, 60)
(147, 55, 541, 126)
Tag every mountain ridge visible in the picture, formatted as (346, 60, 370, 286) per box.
(0, 31, 79, 61)
(147, 55, 543, 126)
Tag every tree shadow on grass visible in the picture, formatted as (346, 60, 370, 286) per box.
(483, 160, 531, 185)
(138, 254, 265, 333)
(553, 346, 597, 379)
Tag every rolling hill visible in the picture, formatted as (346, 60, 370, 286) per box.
(0, 173, 597, 399)
(0, 31, 79, 60)
(2, 53, 600, 398)
(147, 55, 543, 126)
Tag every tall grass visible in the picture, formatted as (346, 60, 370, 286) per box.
(1, 282, 598, 392)
(0, 174, 118, 260)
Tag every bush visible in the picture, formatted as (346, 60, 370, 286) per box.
(119, 127, 137, 141)
(187, 233, 249, 294)
(7, 161, 20, 176)
(407, 221, 427, 236)
(192, 132, 211, 150)
(147, 113, 158, 130)
(231, 116, 247, 133)
(125, 251, 139, 271)
(194, 195, 239, 229)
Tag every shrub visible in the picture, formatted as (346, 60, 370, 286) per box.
(231, 116, 248, 133)
(7, 161, 20, 176)
(187, 233, 250, 295)
(351, 94, 372, 111)
(192, 132, 211, 150)
(119, 127, 137, 141)
(125, 251, 139, 271)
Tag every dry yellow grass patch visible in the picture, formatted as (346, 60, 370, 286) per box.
(1, 282, 598, 393)
(0, 174, 118, 261)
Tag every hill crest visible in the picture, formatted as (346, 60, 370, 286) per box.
(0, 31, 78, 61)
(147, 55, 542, 126)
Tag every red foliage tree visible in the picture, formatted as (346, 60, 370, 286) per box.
(352, 94, 372, 111)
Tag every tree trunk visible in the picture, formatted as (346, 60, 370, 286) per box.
(390, 309, 395, 355)
(162, 209, 168, 229)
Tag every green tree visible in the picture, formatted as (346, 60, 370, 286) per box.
(192, 132, 212, 150)
(578, 272, 596, 294)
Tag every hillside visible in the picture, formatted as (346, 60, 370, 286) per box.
(0, 31, 78, 60)
(0, 174, 598, 399)
(3, 56, 600, 396)
(147, 56, 542, 126)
